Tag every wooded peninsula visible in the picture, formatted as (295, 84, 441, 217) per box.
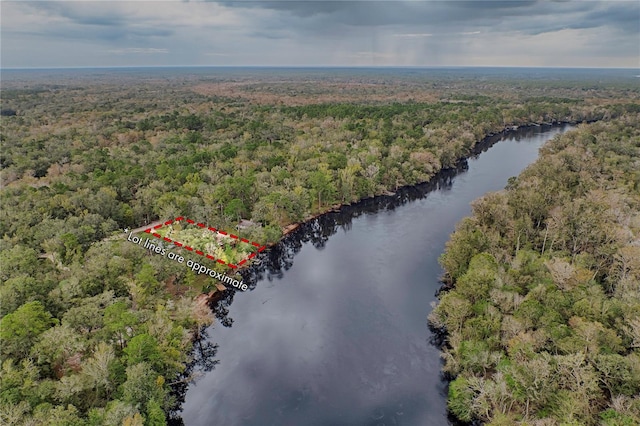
(1, 68, 638, 425)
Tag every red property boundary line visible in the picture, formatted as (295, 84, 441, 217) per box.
(144, 216, 266, 269)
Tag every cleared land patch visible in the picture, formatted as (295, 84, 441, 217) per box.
(145, 216, 266, 269)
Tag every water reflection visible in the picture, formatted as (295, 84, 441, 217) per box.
(169, 328, 220, 424)
(239, 159, 467, 295)
(234, 125, 559, 295)
(176, 123, 572, 425)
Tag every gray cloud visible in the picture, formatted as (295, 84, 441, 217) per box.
(32, 2, 129, 27)
(216, 0, 638, 34)
(7, 2, 174, 42)
(12, 26, 173, 42)
(1, 1, 638, 68)
(217, 0, 539, 20)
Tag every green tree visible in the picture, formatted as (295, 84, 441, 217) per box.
(31, 324, 86, 376)
(145, 398, 167, 426)
(309, 169, 335, 209)
(448, 376, 475, 422)
(0, 274, 53, 318)
(0, 301, 57, 359)
(33, 403, 85, 426)
(224, 198, 246, 221)
(120, 363, 166, 408)
(62, 291, 114, 334)
(123, 334, 163, 370)
(104, 301, 138, 350)
(0, 358, 46, 408)
(0, 245, 39, 281)
(132, 265, 161, 304)
(60, 233, 82, 264)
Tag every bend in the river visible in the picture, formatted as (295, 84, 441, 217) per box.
(179, 124, 574, 426)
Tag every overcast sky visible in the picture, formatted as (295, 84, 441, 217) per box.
(1, 1, 639, 68)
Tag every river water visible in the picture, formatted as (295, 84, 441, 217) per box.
(180, 124, 573, 426)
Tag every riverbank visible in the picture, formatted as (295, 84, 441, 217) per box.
(429, 115, 640, 425)
(179, 120, 580, 425)
(171, 122, 581, 418)
(121, 120, 587, 314)
(3, 68, 637, 425)
(276, 120, 583, 242)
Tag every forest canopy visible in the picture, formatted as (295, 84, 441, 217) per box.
(430, 114, 640, 425)
(1, 70, 638, 424)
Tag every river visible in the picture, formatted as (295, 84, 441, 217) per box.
(179, 124, 574, 426)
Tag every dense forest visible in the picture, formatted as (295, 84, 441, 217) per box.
(1, 70, 638, 424)
(430, 115, 640, 425)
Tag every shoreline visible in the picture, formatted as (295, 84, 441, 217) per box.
(179, 120, 585, 422)
(194, 120, 585, 306)
(273, 120, 581, 243)
(425, 116, 637, 425)
(122, 119, 586, 303)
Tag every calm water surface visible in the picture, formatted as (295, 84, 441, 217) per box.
(181, 125, 573, 426)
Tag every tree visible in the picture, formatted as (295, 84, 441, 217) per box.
(252, 191, 291, 225)
(223, 198, 246, 221)
(309, 169, 335, 209)
(0, 400, 31, 426)
(123, 334, 163, 370)
(120, 363, 166, 408)
(101, 400, 139, 426)
(31, 324, 85, 377)
(145, 399, 167, 426)
(130, 265, 161, 306)
(60, 232, 81, 264)
(453, 252, 499, 304)
(0, 245, 40, 281)
(448, 376, 475, 422)
(33, 403, 85, 426)
(62, 291, 114, 334)
(0, 274, 52, 318)
(0, 358, 45, 408)
(83, 342, 117, 402)
(104, 301, 138, 350)
(0, 301, 57, 359)
(439, 218, 489, 283)
(123, 413, 145, 426)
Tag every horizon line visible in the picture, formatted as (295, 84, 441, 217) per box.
(2, 65, 639, 71)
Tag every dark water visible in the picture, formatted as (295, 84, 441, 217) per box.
(180, 124, 574, 426)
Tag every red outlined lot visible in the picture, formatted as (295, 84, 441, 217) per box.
(144, 216, 266, 269)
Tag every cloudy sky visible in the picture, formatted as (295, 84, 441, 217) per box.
(1, 1, 639, 68)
